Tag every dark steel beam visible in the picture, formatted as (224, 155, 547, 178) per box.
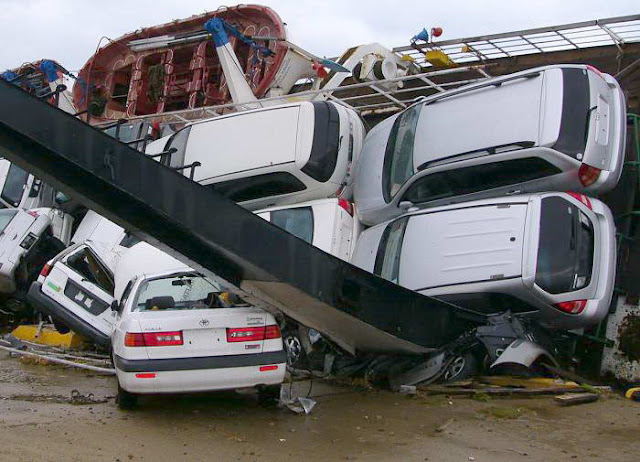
(0, 79, 479, 355)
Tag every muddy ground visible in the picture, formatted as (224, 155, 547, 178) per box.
(0, 355, 638, 462)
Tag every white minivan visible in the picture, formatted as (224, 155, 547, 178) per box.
(354, 65, 627, 225)
(351, 192, 616, 330)
(146, 101, 365, 210)
(0, 207, 72, 297)
(255, 198, 361, 262)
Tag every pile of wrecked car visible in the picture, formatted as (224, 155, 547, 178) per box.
(0, 6, 628, 410)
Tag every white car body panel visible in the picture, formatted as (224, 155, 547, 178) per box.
(255, 198, 360, 262)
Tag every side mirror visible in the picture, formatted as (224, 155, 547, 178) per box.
(110, 300, 119, 312)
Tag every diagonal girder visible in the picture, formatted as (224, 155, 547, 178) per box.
(0, 79, 480, 355)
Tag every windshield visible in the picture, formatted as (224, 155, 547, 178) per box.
(132, 273, 245, 312)
(382, 103, 422, 201)
(0, 209, 17, 233)
(374, 217, 409, 284)
(270, 207, 314, 244)
(536, 197, 594, 294)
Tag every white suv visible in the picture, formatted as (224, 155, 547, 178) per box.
(351, 192, 616, 330)
(0, 207, 72, 298)
(354, 65, 626, 225)
(146, 101, 365, 210)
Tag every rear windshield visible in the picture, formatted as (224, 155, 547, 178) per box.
(133, 273, 246, 312)
(373, 217, 409, 284)
(382, 103, 423, 201)
(270, 207, 314, 244)
(1, 163, 29, 207)
(208, 172, 306, 203)
(0, 209, 17, 233)
(402, 157, 561, 205)
(301, 102, 341, 182)
(552, 68, 590, 158)
(536, 196, 594, 294)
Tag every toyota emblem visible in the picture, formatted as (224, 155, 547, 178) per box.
(199, 319, 210, 327)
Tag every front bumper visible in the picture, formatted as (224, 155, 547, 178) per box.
(114, 350, 287, 394)
(27, 281, 111, 346)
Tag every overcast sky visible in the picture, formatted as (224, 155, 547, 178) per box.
(0, 0, 637, 72)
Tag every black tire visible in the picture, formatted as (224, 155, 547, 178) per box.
(116, 382, 138, 410)
(442, 352, 480, 383)
(283, 333, 306, 367)
(257, 384, 281, 403)
(52, 319, 70, 335)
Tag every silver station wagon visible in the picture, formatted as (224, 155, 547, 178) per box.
(354, 65, 626, 226)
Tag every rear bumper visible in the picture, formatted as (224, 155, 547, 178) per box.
(114, 351, 286, 394)
(27, 281, 111, 347)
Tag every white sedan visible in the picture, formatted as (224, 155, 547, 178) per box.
(109, 245, 286, 409)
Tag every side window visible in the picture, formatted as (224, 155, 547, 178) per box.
(118, 280, 135, 314)
(119, 233, 141, 248)
(208, 172, 306, 203)
(373, 217, 409, 283)
(270, 207, 314, 244)
(402, 157, 562, 205)
(66, 248, 114, 294)
(1, 163, 29, 207)
(436, 293, 538, 315)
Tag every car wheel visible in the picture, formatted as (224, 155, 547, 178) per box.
(116, 382, 138, 410)
(442, 352, 479, 383)
(284, 334, 305, 367)
(52, 319, 70, 335)
(257, 384, 281, 404)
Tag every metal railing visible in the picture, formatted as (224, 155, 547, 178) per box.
(94, 65, 490, 127)
(394, 14, 640, 68)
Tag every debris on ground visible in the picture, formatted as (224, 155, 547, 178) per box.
(2, 389, 109, 405)
(420, 376, 611, 398)
(0, 336, 114, 375)
(279, 385, 317, 414)
(554, 392, 600, 406)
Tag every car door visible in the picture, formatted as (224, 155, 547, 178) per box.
(45, 244, 116, 336)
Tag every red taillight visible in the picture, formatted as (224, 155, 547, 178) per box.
(40, 263, 52, 277)
(226, 325, 281, 342)
(124, 332, 145, 347)
(566, 191, 593, 210)
(27, 211, 39, 218)
(135, 373, 156, 379)
(259, 365, 279, 372)
(578, 164, 601, 187)
(554, 300, 587, 314)
(125, 331, 183, 347)
(338, 199, 354, 216)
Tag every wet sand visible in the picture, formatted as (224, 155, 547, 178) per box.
(0, 355, 638, 462)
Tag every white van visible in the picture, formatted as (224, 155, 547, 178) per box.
(255, 198, 361, 262)
(0, 207, 72, 296)
(146, 101, 365, 210)
(354, 65, 627, 225)
(351, 192, 616, 330)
